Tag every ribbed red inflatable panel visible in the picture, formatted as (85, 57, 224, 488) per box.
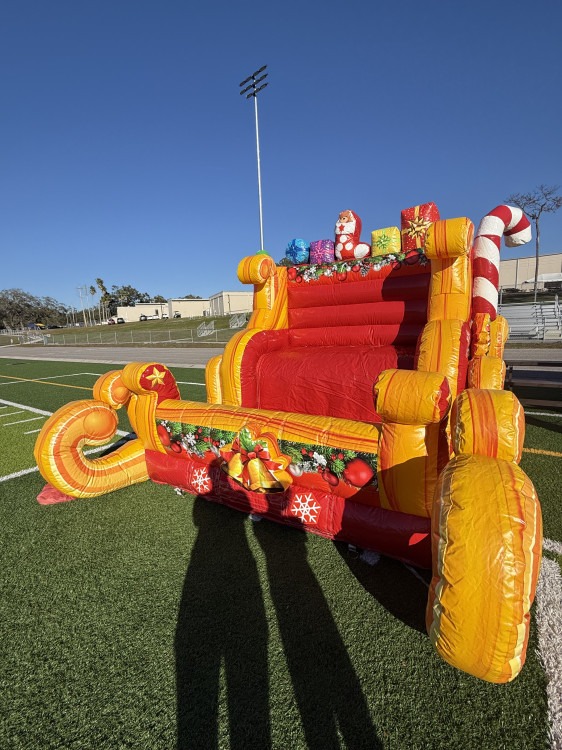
(255, 345, 415, 422)
(289, 298, 427, 331)
(288, 271, 430, 311)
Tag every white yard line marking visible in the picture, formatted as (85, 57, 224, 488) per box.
(525, 411, 562, 418)
(4, 416, 45, 426)
(0, 411, 24, 418)
(536, 556, 562, 750)
(544, 538, 562, 556)
(402, 535, 562, 743)
(0, 372, 101, 387)
(0, 399, 53, 416)
(0, 444, 126, 484)
(1, 466, 42, 482)
(0, 396, 128, 443)
(24, 429, 42, 435)
(175, 381, 206, 386)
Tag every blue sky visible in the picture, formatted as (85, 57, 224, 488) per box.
(1, 0, 561, 308)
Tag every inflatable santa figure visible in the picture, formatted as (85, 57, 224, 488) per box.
(335, 210, 371, 261)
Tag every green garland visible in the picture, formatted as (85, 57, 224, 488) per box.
(278, 438, 377, 485)
(287, 247, 428, 283)
(157, 421, 378, 487)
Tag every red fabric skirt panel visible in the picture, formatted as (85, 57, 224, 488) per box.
(145, 450, 432, 568)
(288, 323, 425, 349)
(288, 267, 431, 310)
(255, 345, 415, 422)
(289, 298, 427, 331)
(336, 502, 431, 568)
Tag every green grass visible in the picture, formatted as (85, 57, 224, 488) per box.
(0, 357, 560, 749)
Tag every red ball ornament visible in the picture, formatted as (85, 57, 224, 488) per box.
(337, 271, 347, 282)
(322, 469, 339, 487)
(170, 442, 182, 454)
(157, 424, 171, 446)
(287, 267, 298, 280)
(343, 458, 375, 487)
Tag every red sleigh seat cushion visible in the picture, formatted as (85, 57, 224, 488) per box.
(238, 258, 431, 423)
(256, 344, 416, 423)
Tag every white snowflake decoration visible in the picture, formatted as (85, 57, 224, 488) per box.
(191, 466, 212, 494)
(291, 493, 321, 524)
(181, 433, 197, 450)
(312, 451, 327, 468)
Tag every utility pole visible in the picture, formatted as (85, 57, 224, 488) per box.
(239, 65, 268, 253)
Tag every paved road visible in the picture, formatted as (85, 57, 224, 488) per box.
(504, 346, 562, 368)
(1, 342, 561, 369)
(0, 345, 225, 368)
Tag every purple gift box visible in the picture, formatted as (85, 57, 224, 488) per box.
(309, 239, 335, 265)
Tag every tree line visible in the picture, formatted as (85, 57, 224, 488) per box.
(0, 279, 202, 330)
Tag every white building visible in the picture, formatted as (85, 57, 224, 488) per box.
(116, 290, 253, 322)
(499, 252, 562, 290)
(209, 291, 254, 316)
(117, 302, 169, 321)
(167, 298, 210, 319)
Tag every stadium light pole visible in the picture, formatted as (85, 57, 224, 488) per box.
(239, 65, 268, 253)
(77, 286, 88, 327)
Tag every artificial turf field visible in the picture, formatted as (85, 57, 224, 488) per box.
(0, 356, 560, 749)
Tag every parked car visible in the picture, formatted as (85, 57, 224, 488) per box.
(162, 313, 169, 320)
(139, 314, 147, 321)
(116, 317, 125, 324)
(173, 311, 181, 319)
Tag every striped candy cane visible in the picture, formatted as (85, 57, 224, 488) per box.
(472, 205, 532, 319)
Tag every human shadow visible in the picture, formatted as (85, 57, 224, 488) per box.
(253, 518, 382, 750)
(175, 498, 270, 750)
(334, 542, 431, 634)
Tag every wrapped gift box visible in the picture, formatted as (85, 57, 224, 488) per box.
(401, 202, 440, 251)
(371, 226, 401, 257)
(286, 238, 310, 264)
(309, 239, 335, 264)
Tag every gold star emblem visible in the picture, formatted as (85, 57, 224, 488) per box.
(146, 366, 166, 387)
(406, 215, 431, 238)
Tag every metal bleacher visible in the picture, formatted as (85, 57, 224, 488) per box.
(499, 297, 562, 341)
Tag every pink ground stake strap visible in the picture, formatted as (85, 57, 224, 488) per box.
(472, 205, 532, 319)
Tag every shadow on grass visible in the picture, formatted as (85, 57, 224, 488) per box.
(334, 542, 431, 634)
(525, 414, 562, 434)
(175, 498, 270, 750)
(253, 518, 382, 750)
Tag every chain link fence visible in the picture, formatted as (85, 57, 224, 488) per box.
(1, 324, 242, 348)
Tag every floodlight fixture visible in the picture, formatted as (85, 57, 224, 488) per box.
(239, 65, 269, 252)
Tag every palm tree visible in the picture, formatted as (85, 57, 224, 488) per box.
(89, 285, 97, 325)
(95, 278, 109, 322)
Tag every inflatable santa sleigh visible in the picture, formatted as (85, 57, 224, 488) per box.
(35, 202, 541, 685)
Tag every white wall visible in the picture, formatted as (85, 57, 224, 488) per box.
(499, 253, 562, 289)
(167, 299, 210, 318)
(209, 291, 254, 316)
